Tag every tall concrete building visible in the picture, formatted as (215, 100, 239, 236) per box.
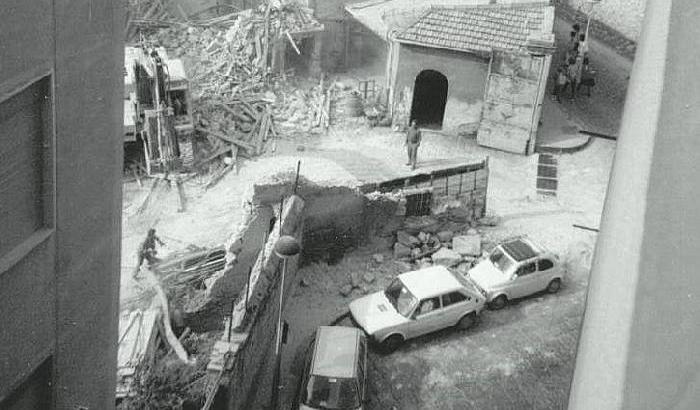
(569, 0, 700, 408)
(0, 2, 124, 409)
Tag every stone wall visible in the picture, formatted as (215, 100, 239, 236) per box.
(567, 0, 646, 42)
(301, 186, 366, 263)
(558, 0, 644, 60)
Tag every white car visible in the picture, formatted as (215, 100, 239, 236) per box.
(349, 266, 485, 352)
(467, 237, 563, 310)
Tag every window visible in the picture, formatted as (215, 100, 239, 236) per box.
(538, 259, 554, 271)
(417, 297, 441, 315)
(517, 262, 537, 277)
(490, 248, 516, 272)
(442, 292, 468, 307)
(405, 191, 432, 216)
(0, 76, 54, 261)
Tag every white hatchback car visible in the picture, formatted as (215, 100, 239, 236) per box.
(349, 266, 485, 352)
(467, 237, 563, 310)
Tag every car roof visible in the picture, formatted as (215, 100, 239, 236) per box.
(501, 238, 542, 262)
(399, 266, 465, 299)
(311, 326, 362, 378)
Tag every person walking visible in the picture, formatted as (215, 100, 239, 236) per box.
(552, 66, 568, 102)
(134, 228, 165, 278)
(405, 120, 421, 170)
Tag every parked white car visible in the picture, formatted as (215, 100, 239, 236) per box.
(467, 237, 563, 310)
(349, 266, 485, 352)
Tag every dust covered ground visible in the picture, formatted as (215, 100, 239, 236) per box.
(278, 215, 595, 410)
(275, 140, 612, 410)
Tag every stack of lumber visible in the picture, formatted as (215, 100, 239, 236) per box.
(126, 1, 324, 183)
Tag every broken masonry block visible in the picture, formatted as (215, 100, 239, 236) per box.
(452, 235, 482, 257)
(431, 248, 462, 267)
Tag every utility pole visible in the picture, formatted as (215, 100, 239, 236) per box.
(270, 235, 301, 410)
(584, 0, 601, 42)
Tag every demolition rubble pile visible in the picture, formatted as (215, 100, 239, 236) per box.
(391, 212, 502, 273)
(130, 1, 328, 181)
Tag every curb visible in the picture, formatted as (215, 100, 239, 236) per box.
(535, 135, 594, 155)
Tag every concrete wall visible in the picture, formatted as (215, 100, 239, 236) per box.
(184, 205, 274, 332)
(0, 1, 124, 409)
(225, 196, 305, 410)
(569, 0, 700, 408)
(394, 44, 489, 130)
(568, 0, 646, 41)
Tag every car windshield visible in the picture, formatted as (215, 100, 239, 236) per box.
(384, 278, 418, 317)
(489, 248, 515, 273)
(303, 376, 360, 410)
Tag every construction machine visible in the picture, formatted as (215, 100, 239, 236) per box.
(124, 39, 194, 175)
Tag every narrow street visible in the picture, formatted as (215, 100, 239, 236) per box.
(549, 16, 633, 136)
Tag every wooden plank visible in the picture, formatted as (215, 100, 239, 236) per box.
(195, 127, 255, 151)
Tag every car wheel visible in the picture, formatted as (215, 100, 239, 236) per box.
(547, 278, 562, 293)
(380, 335, 404, 353)
(457, 313, 477, 330)
(489, 295, 508, 310)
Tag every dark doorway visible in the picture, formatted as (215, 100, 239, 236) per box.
(410, 70, 448, 129)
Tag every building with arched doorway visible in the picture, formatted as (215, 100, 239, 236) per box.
(347, 1, 555, 155)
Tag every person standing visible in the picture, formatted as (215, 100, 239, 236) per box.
(405, 120, 421, 170)
(578, 58, 596, 96)
(567, 57, 582, 101)
(578, 33, 589, 57)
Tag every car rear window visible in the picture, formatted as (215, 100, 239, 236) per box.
(303, 376, 360, 410)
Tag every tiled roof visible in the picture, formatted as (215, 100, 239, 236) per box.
(396, 4, 551, 54)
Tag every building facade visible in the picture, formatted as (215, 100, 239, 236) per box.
(384, 4, 554, 154)
(0, 1, 124, 409)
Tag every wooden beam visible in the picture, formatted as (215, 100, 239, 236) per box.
(195, 127, 255, 151)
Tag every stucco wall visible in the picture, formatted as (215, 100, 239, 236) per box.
(395, 44, 489, 130)
(0, 0, 124, 408)
(568, 0, 646, 41)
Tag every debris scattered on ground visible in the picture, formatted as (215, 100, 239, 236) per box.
(452, 234, 482, 257)
(390, 205, 496, 267)
(431, 248, 463, 267)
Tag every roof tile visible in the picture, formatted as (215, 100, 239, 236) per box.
(396, 4, 552, 54)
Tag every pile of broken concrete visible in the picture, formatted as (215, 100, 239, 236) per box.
(393, 213, 501, 273)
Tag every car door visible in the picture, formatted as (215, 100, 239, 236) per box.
(511, 261, 538, 298)
(407, 296, 443, 338)
(441, 291, 473, 325)
(536, 258, 556, 291)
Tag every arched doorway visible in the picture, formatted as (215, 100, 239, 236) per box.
(410, 70, 448, 129)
